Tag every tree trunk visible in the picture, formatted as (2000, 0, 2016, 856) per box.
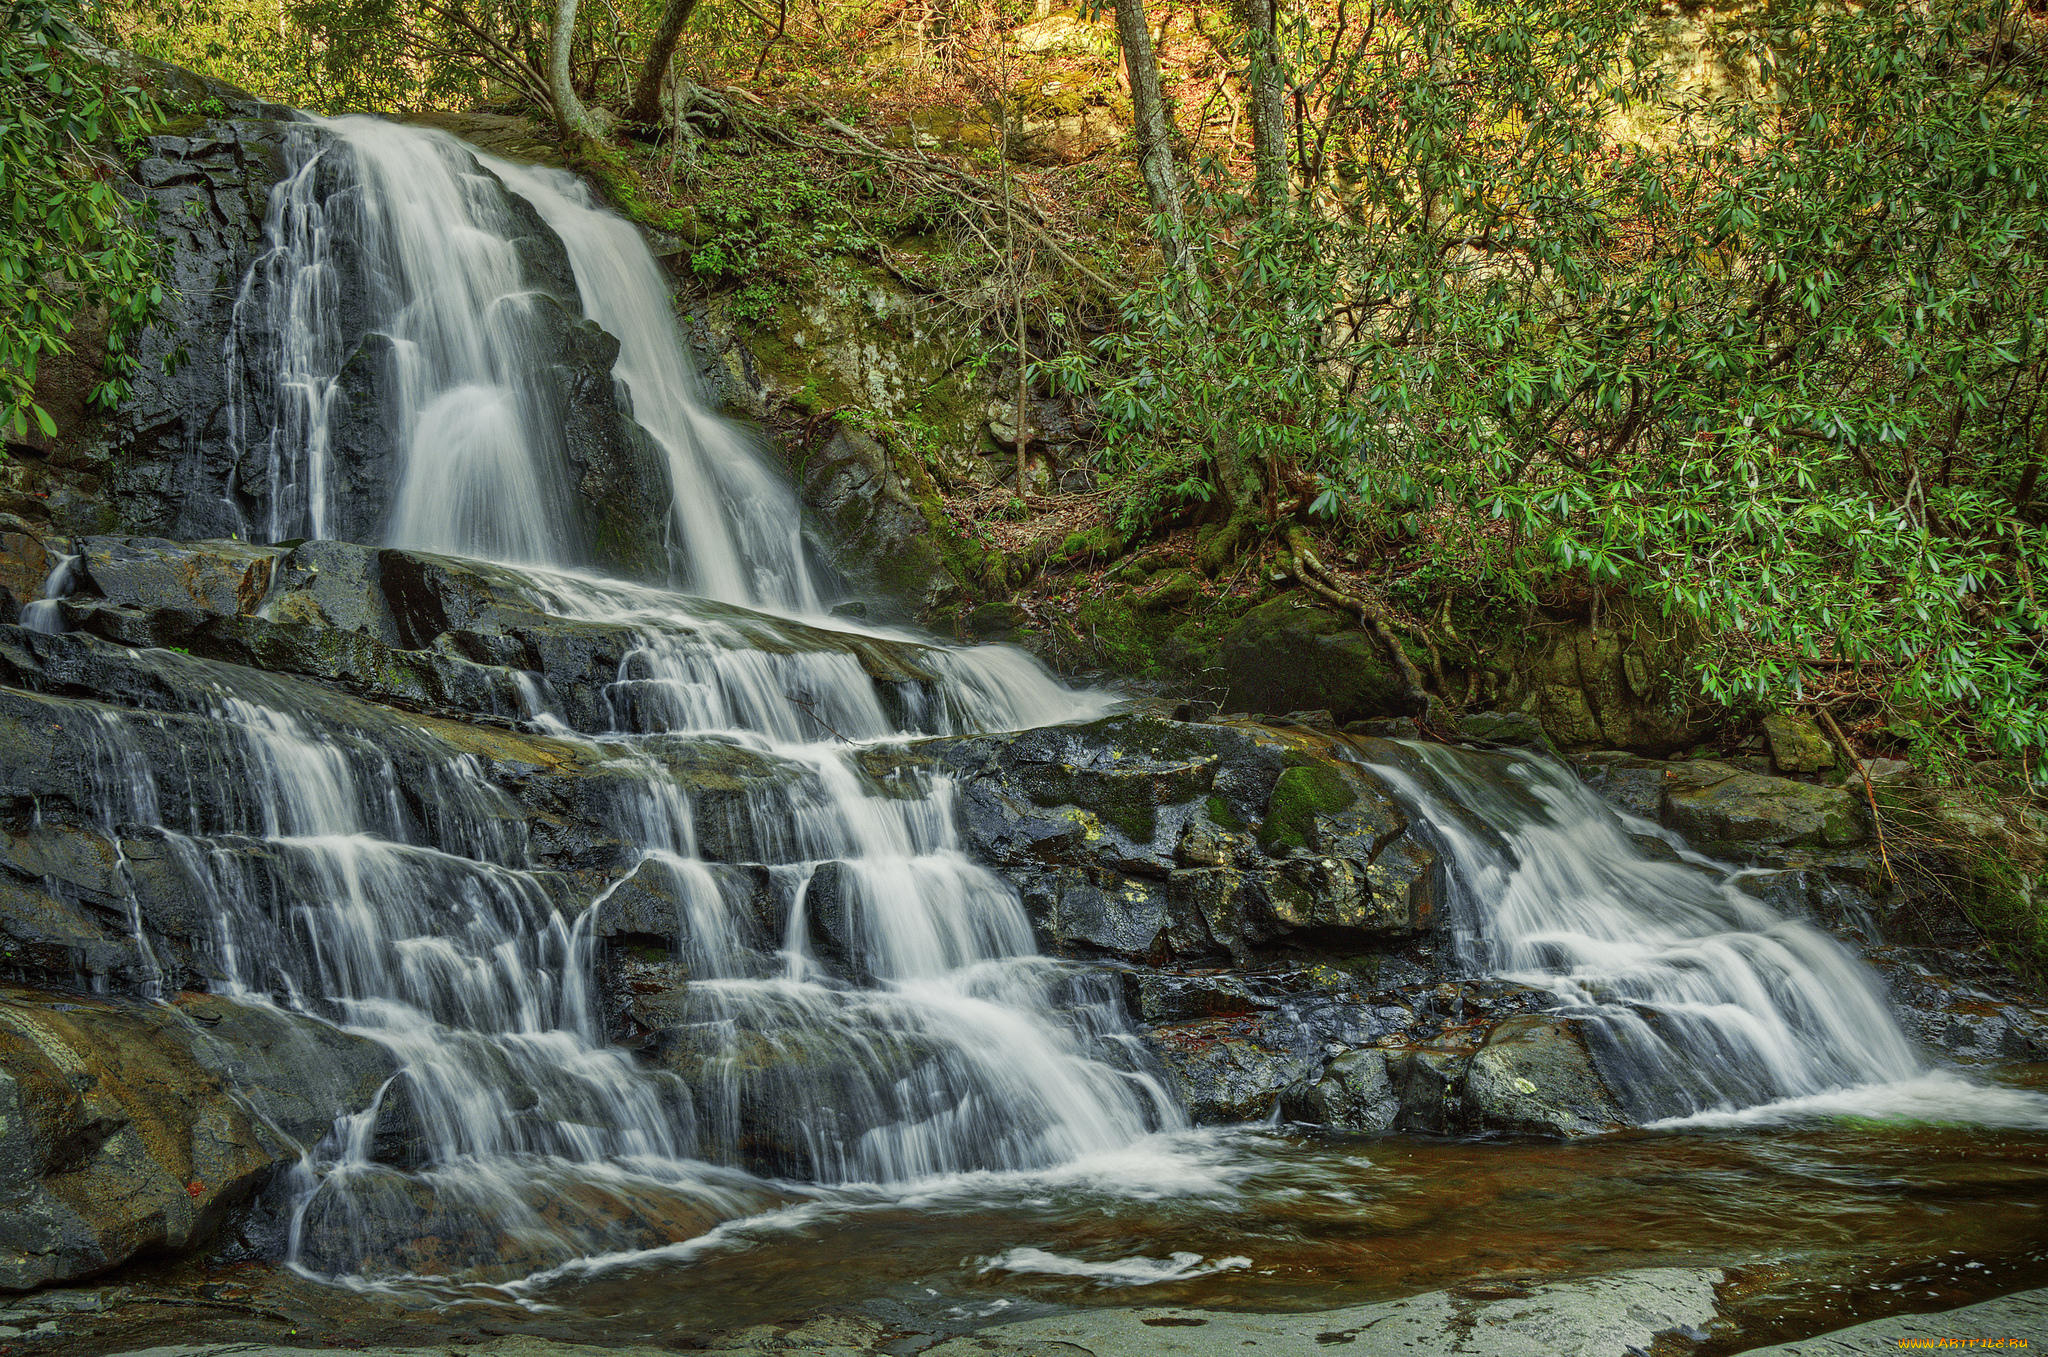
(550, 0, 604, 139)
(1112, 0, 1192, 281)
(1014, 293, 1031, 498)
(627, 0, 703, 128)
(1237, 0, 1289, 212)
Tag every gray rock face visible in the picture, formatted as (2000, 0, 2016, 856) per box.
(963, 1266, 1726, 1357)
(921, 713, 1442, 967)
(11, 117, 673, 581)
(794, 427, 953, 616)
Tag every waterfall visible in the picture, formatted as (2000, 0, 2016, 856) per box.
(164, 113, 1176, 1284)
(484, 157, 821, 613)
(1368, 742, 2048, 1128)
(102, 106, 2035, 1292)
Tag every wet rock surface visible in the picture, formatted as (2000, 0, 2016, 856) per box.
(955, 1266, 1727, 1357)
(1728, 1286, 2048, 1355)
(918, 713, 1443, 967)
(0, 989, 393, 1290)
(4, 117, 288, 539)
(0, 504, 2044, 1289)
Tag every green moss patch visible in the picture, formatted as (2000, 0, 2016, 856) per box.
(1206, 794, 1245, 833)
(1259, 762, 1358, 854)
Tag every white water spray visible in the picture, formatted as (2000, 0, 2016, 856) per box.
(1367, 742, 2048, 1128)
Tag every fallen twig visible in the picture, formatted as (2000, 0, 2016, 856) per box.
(1817, 706, 1897, 887)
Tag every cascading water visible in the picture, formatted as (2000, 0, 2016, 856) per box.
(161, 112, 1178, 1283)
(61, 104, 2037, 1298)
(485, 157, 820, 612)
(1367, 742, 2048, 1128)
(229, 117, 594, 562)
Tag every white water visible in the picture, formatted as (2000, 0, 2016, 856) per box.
(19, 550, 78, 634)
(982, 1247, 1252, 1285)
(485, 157, 820, 612)
(69, 106, 2044, 1294)
(1368, 742, 2048, 1128)
(134, 113, 1181, 1284)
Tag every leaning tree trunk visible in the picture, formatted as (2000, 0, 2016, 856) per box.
(550, 0, 604, 139)
(627, 0, 703, 128)
(1112, 0, 1193, 284)
(1238, 0, 1290, 213)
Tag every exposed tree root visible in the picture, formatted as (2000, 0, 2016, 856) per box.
(1818, 706, 1898, 887)
(1281, 526, 1438, 702)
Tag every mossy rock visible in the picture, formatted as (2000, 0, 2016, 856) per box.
(1763, 712, 1836, 774)
(1959, 857, 2048, 983)
(1259, 762, 1360, 853)
(1661, 766, 1865, 849)
(1065, 584, 1249, 683)
(1216, 595, 1413, 723)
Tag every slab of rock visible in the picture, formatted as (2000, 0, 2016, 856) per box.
(953, 1266, 1725, 1357)
(1730, 1286, 2048, 1354)
(1660, 762, 1865, 849)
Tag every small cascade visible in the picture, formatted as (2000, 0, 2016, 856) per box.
(226, 122, 344, 542)
(1367, 742, 2048, 1127)
(19, 551, 79, 634)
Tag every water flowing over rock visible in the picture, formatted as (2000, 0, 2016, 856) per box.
(2, 106, 2044, 1301)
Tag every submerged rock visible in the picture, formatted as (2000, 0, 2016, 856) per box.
(966, 1266, 1726, 1357)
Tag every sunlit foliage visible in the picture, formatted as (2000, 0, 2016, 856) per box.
(1069, 0, 2048, 765)
(0, 0, 163, 441)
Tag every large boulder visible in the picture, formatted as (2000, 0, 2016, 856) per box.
(0, 989, 394, 1291)
(918, 713, 1442, 966)
(1214, 597, 1416, 724)
(1659, 761, 1866, 849)
(1763, 712, 1836, 774)
(1460, 1017, 1627, 1138)
(1519, 623, 1691, 753)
